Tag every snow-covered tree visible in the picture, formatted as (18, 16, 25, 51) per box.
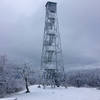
(18, 63, 34, 93)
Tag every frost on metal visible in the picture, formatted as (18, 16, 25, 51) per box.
(41, 2, 65, 88)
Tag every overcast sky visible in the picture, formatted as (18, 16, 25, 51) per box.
(0, 0, 100, 70)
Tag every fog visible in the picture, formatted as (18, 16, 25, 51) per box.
(0, 0, 100, 70)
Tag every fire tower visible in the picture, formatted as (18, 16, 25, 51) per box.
(41, 1, 64, 88)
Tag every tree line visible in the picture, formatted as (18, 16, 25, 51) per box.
(0, 55, 100, 97)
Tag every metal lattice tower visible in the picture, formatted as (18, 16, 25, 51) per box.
(41, 1, 64, 88)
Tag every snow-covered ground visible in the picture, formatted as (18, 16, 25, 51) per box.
(1, 85, 100, 100)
